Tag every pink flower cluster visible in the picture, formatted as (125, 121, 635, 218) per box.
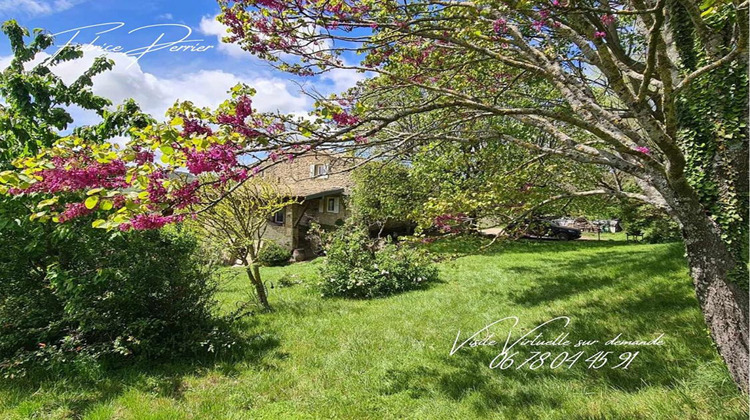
(600, 14, 616, 25)
(493, 18, 507, 34)
(135, 149, 155, 165)
(182, 117, 213, 137)
(332, 111, 360, 126)
(173, 180, 201, 209)
(434, 213, 468, 233)
(57, 202, 94, 223)
(11, 157, 128, 195)
(146, 171, 168, 202)
(635, 146, 651, 155)
(185, 142, 240, 175)
(119, 213, 185, 231)
(594, 31, 607, 39)
(216, 95, 261, 138)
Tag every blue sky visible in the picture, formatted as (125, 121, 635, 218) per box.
(0, 0, 364, 124)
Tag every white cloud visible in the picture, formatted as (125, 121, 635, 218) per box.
(321, 67, 369, 94)
(198, 14, 248, 59)
(0, 0, 86, 16)
(0, 47, 312, 128)
(156, 13, 174, 21)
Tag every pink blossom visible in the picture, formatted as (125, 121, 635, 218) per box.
(172, 181, 200, 209)
(493, 18, 507, 34)
(119, 213, 185, 231)
(10, 158, 128, 195)
(135, 149, 155, 165)
(600, 14, 616, 25)
(215, 95, 260, 138)
(635, 146, 651, 155)
(594, 31, 607, 39)
(434, 213, 468, 233)
(146, 171, 168, 202)
(185, 142, 240, 175)
(58, 202, 94, 223)
(181, 117, 213, 137)
(331, 111, 360, 126)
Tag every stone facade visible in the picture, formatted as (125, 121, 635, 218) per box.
(259, 153, 357, 256)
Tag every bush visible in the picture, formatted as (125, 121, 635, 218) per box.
(319, 226, 438, 298)
(620, 202, 680, 243)
(0, 215, 235, 378)
(257, 241, 290, 266)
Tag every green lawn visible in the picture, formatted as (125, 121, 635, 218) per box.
(1, 238, 746, 419)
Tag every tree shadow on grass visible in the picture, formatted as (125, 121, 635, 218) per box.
(379, 241, 739, 417)
(0, 317, 281, 418)
(421, 232, 657, 260)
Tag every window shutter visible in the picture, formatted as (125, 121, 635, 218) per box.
(333, 197, 340, 213)
(318, 198, 325, 213)
(310, 164, 316, 178)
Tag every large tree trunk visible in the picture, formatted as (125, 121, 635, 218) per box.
(672, 187, 749, 393)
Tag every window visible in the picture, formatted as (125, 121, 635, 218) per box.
(327, 197, 339, 214)
(273, 209, 285, 224)
(311, 164, 329, 178)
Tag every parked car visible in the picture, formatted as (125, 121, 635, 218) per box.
(510, 219, 582, 241)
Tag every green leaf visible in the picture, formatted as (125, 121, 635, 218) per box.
(37, 197, 59, 208)
(84, 195, 99, 209)
(160, 145, 175, 155)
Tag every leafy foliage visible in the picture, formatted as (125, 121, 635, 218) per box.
(619, 202, 680, 244)
(319, 224, 437, 298)
(0, 225, 233, 378)
(0, 21, 236, 377)
(258, 241, 291, 266)
(351, 161, 424, 232)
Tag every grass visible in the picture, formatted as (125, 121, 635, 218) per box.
(0, 237, 747, 419)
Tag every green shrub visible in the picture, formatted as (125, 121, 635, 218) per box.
(644, 218, 681, 244)
(0, 216, 236, 379)
(319, 226, 438, 298)
(257, 241, 290, 266)
(620, 202, 680, 243)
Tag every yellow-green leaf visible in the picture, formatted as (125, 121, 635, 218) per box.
(85, 196, 100, 209)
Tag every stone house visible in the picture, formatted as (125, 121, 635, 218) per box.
(260, 152, 358, 258)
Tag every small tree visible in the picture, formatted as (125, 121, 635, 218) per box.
(194, 178, 295, 310)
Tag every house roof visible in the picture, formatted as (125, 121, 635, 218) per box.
(302, 188, 345, 200)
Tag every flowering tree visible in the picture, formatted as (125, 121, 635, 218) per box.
(209, 0, 748, 390)
(0, 0, 747, 391)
